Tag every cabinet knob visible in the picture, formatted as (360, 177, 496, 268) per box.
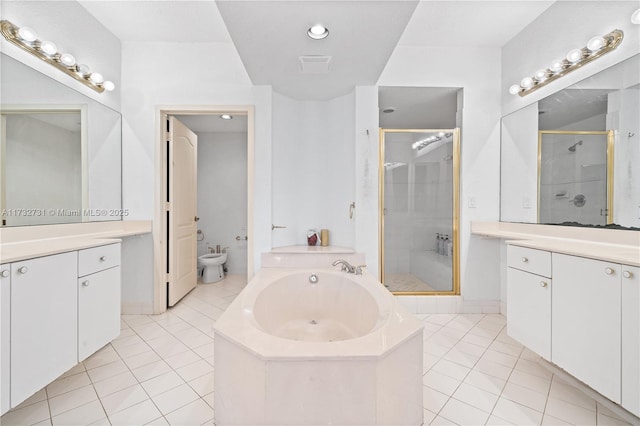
(17, 266, 28, 274)
(623, 270, 634, 279)
(99, 256, 106, 262)
(521, 257, 528, 263)
(82, 280, 90, 287)
(540, 281, 548, 288)
(605, 267, 615, 276)
(0, 270, 9, 278)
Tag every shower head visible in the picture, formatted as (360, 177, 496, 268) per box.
(568, 140, 583, 152)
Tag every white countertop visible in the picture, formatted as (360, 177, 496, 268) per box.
(0, 220, 152, 263)
(472, 221, 640, 266)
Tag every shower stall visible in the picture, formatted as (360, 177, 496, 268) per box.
(379, 128, 460, 295)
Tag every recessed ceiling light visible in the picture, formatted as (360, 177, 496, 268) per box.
(220, 114, 233, 120)
(382, 107, 396, 114)
(307, 25, 329, 40)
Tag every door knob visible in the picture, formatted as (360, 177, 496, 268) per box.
(195, 216, 200, 222)
(17, 266, 28, 274)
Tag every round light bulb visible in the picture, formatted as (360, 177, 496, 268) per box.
(437, 132, 445, 137)
(77, 64, 90, 77)
(307, 24, 329, 40)
(59, 53, 76, 67)
(509, 84, 522, 95)
(586, 36, 605, 52)
(17, 26, 37, 43)
(39, 40, 57, 56)
(520, 77, 534, 89)
(566, 48, 583, 63)
(89, 72, 104, 84)
(103, 81, 115, 91)
(631, 8, 640, 24)
(534, 69, 548, 82)
(220, 114, 233, 120)
(549, 59, 564, 74)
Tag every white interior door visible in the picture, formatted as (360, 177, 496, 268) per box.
(168, 116, 198, 306)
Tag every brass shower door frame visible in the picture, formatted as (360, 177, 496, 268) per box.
(537, 130, 614, 225)
(379, 128, 460, 296)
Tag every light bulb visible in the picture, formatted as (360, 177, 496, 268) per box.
(17, 26, 37, 43)
(39, 40, 57, 56)
(77, 64, 90, 77)
(59, 53, 76, 67)
(89, 72, 104, 84)
(103, 81, 115, 91)
(534, 69, 548, 82)
(566, 49, 583, 63)
(549, 59, 564, 74)
(586, 36, 605, 52)
(509, 84, 522, 95)
(437, 132, 445, 137)
(307, 25, 329, 40)
(631, 8, 640, 24)
(220, 114, 233, 120)
(520, 77, 534, 89)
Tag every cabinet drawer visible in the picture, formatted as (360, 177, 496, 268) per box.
(507, 245, 551, 277)
(78, 243, 121, 277)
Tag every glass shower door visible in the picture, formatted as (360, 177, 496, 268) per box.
(380, 129, 460, 295)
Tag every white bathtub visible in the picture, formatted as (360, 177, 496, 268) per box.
(214, 251, 424, 426)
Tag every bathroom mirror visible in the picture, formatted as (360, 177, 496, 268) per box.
(500, 53, 640, 228)
(0, 53, 122, 226)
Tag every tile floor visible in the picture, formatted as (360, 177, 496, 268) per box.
(385, 273, 436, 293)
(1, 274, 635, 426)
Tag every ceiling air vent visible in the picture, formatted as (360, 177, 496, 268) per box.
(299, 55, 331, 74)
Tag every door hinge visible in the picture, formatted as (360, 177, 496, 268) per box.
(165, 131, 171, 141)
(165, 273, 171, 282)
(164, 202, 171, 211)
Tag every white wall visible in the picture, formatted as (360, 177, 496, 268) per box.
(196, 132, 248, 274)
(271, 91, 356, 249)
(121, 41, 269, 311)
(378, 46, 503, 303)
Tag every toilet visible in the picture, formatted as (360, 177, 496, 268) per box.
(198, 252, 227, 283)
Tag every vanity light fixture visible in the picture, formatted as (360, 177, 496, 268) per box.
(0, 20, 115, 93)
(411, 132, 452, 150)
(307, 24, 329, 40)
(509, 29, 623, 97)
(220, 114, 233, 120)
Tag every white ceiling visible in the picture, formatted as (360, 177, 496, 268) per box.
(78, 0, 557, 100)
(175, 114, 248, 133)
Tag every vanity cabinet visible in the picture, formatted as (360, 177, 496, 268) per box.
(10, 252, 79, 405)
(0, 243, 121, 415)
(552, 253, 621, 403)
(507, 246, 551, 360)
(0, 264, 10, 415)
(78, 244, 121, 361)
(622, 265, 640, 416)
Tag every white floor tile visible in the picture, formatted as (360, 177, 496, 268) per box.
(48, 385, 99, 417)
(108, 399, 163, 426)
(548, 377, 596, 411)
(507, 368, 552, 395)
(501, 381, 548, 412)
(474, 358, 514, 381)
(83, 345, 121, 370)
(491, 397, 544, 425)
(432, 359, 471, 381)
(59, 363, 87, 380)
(163, 350, 202, 370)
(463, 370, 507, 396)
(423, 408, 438, 425)
(113, 341, 154, 359)
(12, 389, 47, 410)
(51, 400, 106, 426)
(122, 349, 163, 370)
(93, 370, 139, 399)
(188, 372, 214, 397)
(175, 359, 211, 382)
(86, 360, 129, 383)
(424, 369, 462, 396)
(164, 398, 214, 426)
(99, 384, 150, 415)
(46, 371, 92, 398)
(544, 397, 597, 425)
(131, 360, 173, 382)
(481, 348, 519, 369)
(140, 371, 186, 397)
(452, 383, 499, 413)
(144, 416, 171, 425)
(430, 415, 459, 425)
(1, 400, 51, 425)
(151, 383, 200, 415)
(423, 386, 450, 413)
(439, 398, 490, 425)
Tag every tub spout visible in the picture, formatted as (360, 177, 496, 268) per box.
(332, 259, 356, 274)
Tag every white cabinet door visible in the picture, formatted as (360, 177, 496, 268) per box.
(1, 263, 10, 415)
(622, 265, 640, 416)
(507, 267, 551, 360)
(552, 253, 621, 403)
(10, 252, 78, 405)
(78, 266, 121, 361)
